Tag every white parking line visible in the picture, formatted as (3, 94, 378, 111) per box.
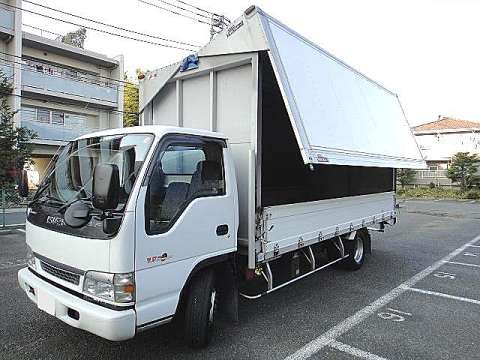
(16, 228, 25, 233)
(445, 261, 480, 269)
(0, 259, 26, 270)
(329, 340, 389, 360)
(467, 245, 480, 248)
(406, 287, 480, 306)
(284, 233, 480, 360)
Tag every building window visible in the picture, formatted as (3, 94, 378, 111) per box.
(52, 111, 65, 125)
(37, 108, 51, 123)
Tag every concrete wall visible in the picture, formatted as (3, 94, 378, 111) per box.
(0, 0, 22, 126)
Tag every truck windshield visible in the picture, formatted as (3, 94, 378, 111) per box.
(34, 133, 154, 209)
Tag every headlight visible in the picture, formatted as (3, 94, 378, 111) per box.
(26, 245, 36, 270)
(83, 271, 135, 303)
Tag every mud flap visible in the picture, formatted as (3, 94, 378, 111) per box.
(217, 261, 239, 324)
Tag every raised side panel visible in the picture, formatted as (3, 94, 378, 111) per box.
(259, 192, 396, 262)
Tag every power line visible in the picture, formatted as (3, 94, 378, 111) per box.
(0, 50, 138, 87)
(138, 0, 211, 25)
(23, 23, 62, 38)
(23, 0, 201, 48)
(174, 0, 218, 17)
(3, 2, 196, 51)
(152, 0, 211, 20)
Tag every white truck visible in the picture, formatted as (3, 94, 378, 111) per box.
(18, 6, 425, 348)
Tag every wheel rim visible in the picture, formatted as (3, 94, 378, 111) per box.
(353, 237, 364, 263)
(208, 289, 216, 325)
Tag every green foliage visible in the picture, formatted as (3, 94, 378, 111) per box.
(123, 71, 139, 127)
(60, 27, 87, 48)
(397, 168, 415, 188)
(465, 189, 480, 200)
(446, 152, 479, 190)
(428, 182, 436, 189)
(0, 71, 36, 189)
(396, 186, 480, 200)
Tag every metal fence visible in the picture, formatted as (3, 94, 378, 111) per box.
(1, 189, 31, 229)
(416, 170, 448, 179)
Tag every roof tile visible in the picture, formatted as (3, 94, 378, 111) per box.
(413, 117, 480, 132)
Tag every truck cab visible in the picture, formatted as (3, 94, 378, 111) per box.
(18, 126, 238, 344)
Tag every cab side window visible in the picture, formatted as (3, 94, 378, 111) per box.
(146, 139, 225, 234)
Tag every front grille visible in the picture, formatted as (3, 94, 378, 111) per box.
(40, 260, 81, 285)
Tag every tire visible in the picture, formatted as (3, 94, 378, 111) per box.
(341, 231, 367, 271)
(184, 268, 217, 348)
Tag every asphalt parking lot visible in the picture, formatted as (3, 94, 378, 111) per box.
(1, 199, 480, 360)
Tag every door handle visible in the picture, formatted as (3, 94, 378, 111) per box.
(216, 224, 229, 236)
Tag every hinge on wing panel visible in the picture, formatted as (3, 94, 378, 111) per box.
(335, 226, 339, 236)
(298, 236, 304, 248)
(349, 223, 353, 232)
(318, 231, 323, 242)
(273, 243, 279, 257)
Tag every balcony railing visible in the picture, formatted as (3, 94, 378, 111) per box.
(21, 106, 99, 142)
(21, 119, 98, 142)
(22, 60, 119, 106)
(0, 7, 14, 34)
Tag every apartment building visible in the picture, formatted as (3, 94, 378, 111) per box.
(0, 0, 124, 184)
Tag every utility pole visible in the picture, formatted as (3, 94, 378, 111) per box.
(210, 14, 230, 39)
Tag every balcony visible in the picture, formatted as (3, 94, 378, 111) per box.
(0, 7, 14, 39)
(21, 60, 119, 108)
(21, 106, 99, 143)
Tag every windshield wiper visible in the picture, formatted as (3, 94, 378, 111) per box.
(58, 196, 90, 213)
(30, 194, 65, 207)
(29, 181, 53, 206)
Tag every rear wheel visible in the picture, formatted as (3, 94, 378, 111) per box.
(341, 231, 367, 270)
(184, 268, 217, 348)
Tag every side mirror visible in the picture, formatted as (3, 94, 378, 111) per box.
(18, 170, 29, 198)
(92, 164, 120, 211)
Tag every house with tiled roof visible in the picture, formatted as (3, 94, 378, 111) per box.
(411, 116, 480, 185)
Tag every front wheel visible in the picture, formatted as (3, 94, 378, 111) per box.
(341, 231, 367, 270)
(184, 269, 217, 348)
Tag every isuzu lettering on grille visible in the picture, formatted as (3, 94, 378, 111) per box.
(46, 216, 65, 227)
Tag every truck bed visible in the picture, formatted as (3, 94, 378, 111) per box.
(246, 192, 396, 263)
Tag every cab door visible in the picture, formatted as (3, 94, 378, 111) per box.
(134, 135, 237, 326)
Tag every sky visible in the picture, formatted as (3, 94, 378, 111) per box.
(21, 0, 480, 126)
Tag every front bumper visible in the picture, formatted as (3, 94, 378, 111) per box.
(18, 267, 136, 341)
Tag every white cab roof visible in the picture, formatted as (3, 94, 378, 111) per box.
(76, 125, 227, 141)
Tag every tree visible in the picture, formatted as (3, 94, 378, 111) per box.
(123, 70, 140, 127)
(397, 168, 415, 188)
(446, 152, 479, 190)
(0, 71, 36, 189)
(60, 27, 87, 48)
